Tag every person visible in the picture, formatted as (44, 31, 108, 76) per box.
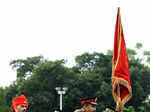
(105, 106, 118, 112)
(11, 94, 28, 112)
(54, 109, 63, 112)
(74, 97, 97, 112)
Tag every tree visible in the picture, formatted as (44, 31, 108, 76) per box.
(10, 56, 45, 78)
(2, 43, 150, 112)
(0, 87, 9, 112)
(15, 59, 76, 112)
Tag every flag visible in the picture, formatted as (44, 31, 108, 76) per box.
(112, 8, 132, 112)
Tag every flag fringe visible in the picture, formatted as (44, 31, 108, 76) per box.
(112, 76, 132, 111)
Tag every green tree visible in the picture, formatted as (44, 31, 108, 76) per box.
(10, 56, 45, 78)
(15, 59, 75, 112)
(0, 87, 10, 112)
(2, 43, 150, 112)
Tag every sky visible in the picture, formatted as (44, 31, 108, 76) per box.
(0, 0, 150, 87)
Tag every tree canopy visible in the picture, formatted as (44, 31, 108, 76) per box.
(0, 43, 150, 112)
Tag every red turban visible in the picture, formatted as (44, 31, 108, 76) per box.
(11, 94, 28, 112)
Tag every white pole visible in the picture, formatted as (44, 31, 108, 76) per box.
(60, 93, 63, 111)
(55, 87, 68, 111)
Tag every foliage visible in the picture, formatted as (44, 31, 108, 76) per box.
(122, 106, 135, 112)
(0, 43, 150, 112)
(10, 56, 45, 78)
(0, 87, 9, 112)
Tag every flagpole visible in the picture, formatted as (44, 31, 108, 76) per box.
(112, 7, 132, 112)
(116, 84, 121, 112)
(115, 7, 122, 112)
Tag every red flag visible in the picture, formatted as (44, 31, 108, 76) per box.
(112, 8, 132, 112)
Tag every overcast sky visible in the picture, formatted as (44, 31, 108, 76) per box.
(0, 0, 150, 87)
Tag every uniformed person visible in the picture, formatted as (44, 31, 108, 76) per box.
(105, 106, 118, 112)
(11, 94, 28, 112)
(54, 109, 63, 112)
(74, 97, 97, 112)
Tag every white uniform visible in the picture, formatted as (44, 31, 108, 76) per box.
(74, 108, 85, 112)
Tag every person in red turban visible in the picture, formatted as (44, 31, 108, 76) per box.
(11, 94, 28, 112)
